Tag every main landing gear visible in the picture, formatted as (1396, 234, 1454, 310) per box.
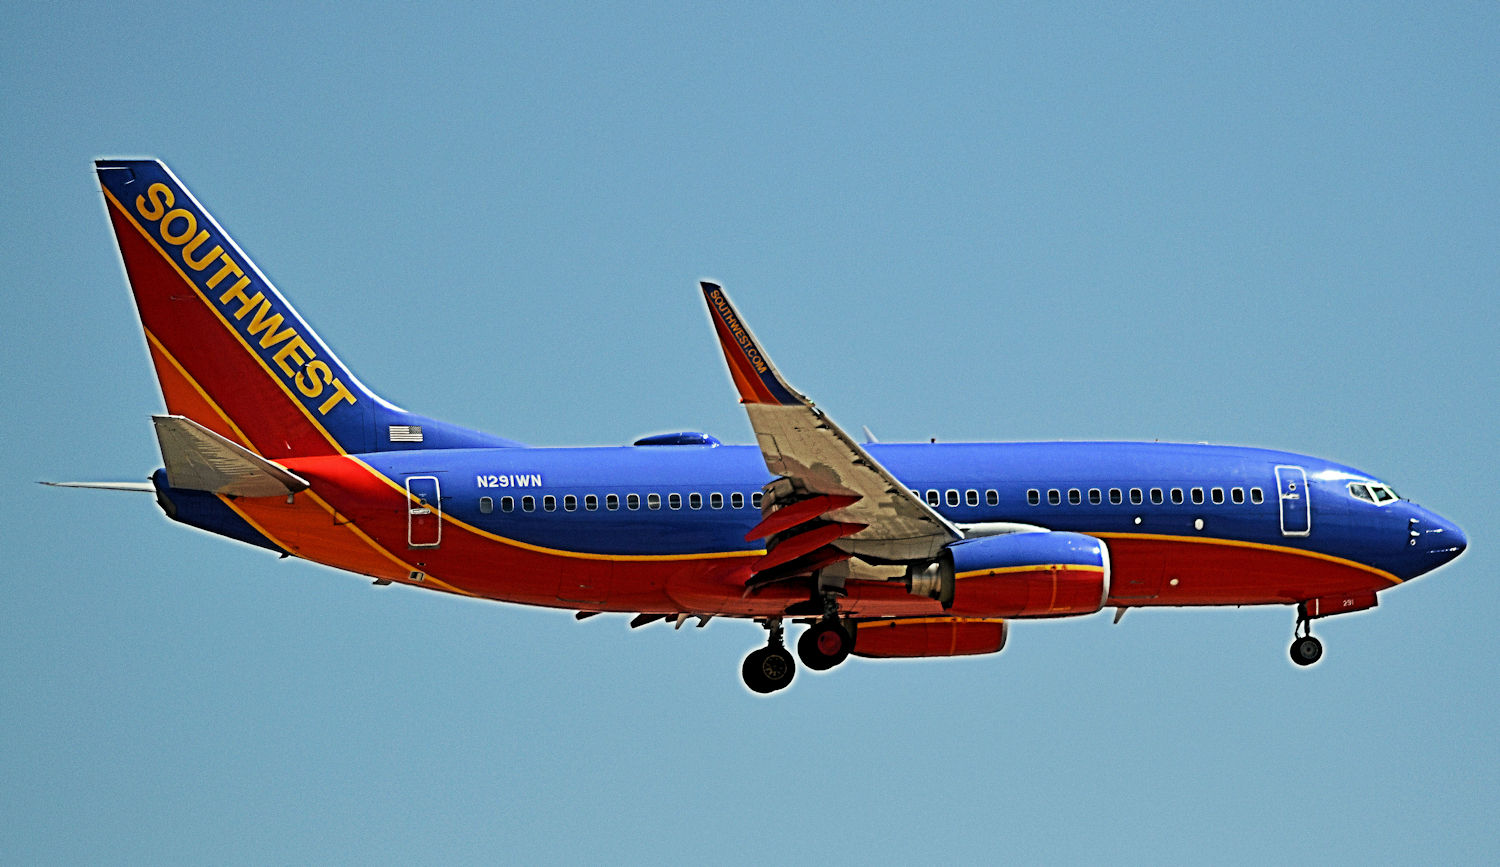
(1290, 606, 1324, 667)
(741, 613, 856, 694)
(742, 620, 796, 694)
(797, 618, 853, 671)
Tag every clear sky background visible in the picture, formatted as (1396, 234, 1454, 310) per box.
(4, 3, 1497, 863)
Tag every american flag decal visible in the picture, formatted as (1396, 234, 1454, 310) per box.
(389, 425, 424, 443)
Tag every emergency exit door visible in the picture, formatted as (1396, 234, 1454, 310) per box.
(405, 475, 442, 547)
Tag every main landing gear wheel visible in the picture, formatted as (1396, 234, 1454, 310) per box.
(1290, 635, 1324, 666)
(742, 646, 796, 693)
(797, 620, 853, 671)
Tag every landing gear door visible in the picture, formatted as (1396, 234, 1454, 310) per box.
(1275, 465, 1310, 537)
(406, 475, 442, 548)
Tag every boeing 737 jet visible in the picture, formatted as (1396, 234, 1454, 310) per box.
(61, 159, 1467, 693)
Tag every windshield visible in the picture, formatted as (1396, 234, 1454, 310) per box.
(1348, 481, 1399, 504)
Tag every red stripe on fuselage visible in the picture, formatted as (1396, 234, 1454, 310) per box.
(1101, 533, 1397, 607)
(247, 448, 1406, 618)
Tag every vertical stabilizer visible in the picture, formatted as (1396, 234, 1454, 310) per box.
(95, 159, 518, 457)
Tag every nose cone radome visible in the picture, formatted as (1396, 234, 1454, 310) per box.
(1422, 513, 1467, 569)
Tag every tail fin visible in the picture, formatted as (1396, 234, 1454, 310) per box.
(96, 159, 517, 457)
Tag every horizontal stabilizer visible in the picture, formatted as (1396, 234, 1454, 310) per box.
(40, 481, 155, 492)
(152, 415, 310, 497)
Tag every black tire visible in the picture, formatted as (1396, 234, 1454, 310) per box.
(1290, 635, 1323, 666)
(797, 621, 853, 671)
(742, 646, 796, 693)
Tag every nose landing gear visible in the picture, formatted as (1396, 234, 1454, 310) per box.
(1290, 605, 1324, 666)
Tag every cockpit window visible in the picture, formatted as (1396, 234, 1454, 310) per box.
(1350, 481, 1399, 504)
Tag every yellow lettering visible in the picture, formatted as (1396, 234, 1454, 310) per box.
(181, 231, 223, 271)
(218, 278, 254, 312)
(205, 253, 244, 289)
(272, 335, 313, 377)
(295, 360, 333, 398)
(318, 378, 357, 415)
(160, 209, 197, 245)
(135, 183, 173, 222)
(245, 300, 296, 348)
(229, 290, 264, 321)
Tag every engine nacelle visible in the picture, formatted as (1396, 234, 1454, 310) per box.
(908, 532, 1110, 618)
(852, 617, 1008, 658)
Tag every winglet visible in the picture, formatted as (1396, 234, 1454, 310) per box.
(700, 282, 803, 406)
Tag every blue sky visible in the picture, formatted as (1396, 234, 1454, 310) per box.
(4, 3, 1497, 863)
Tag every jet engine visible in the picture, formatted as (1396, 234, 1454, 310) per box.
(907, 531, 1110, 618)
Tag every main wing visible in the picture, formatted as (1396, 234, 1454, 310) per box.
(700, 282, 959, 565)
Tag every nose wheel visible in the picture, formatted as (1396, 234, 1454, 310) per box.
(742, 619, 796, 694)
(1289, 606, 1324, 666)
(1290, 635, 1323, 665)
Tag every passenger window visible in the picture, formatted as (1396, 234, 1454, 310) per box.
(669, 493, 682, 510)
(1211, 487, 1224, 505)
(986, 489, 999, 506)
(1170, 488, 1184, 505)
(710, 492, 723, 509)
(1150, 488, 1164, 504)
(1088, 488, 1102, 505)
(544, 495, 558, 512)
(751, 492, 763, 508)
(732, 492, 745, 509)
(945, 490, 959, 507)
(501, 496, 515, 513)
(627, 493, 640, 510)
(1068, 489, 1081, 505)
(522, 495, 536, 512)
(966, 489, 979, 507)
(1231, 488, 1244, 504)
(647, 493, 661, 510)
(1190, 487, 1203, 505)
(479, 496, 493, 514)
(1027, 489, 1040, 506)
(1250, 487, 1264, 504)
(1048, 489, 1061, 505)
(606, 493, 619, 511)
(926, 490, 941, 507)
(689, 493, 702, 509)
(1130, 488, 1143, 505)
(564, 495, 577, 512)
(1109, 488, 1123, 505)
(585, 494, 599, 511)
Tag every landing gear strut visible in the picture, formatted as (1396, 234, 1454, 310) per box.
(1290, 605, 1324, 666)
(742, 619, 796, 694)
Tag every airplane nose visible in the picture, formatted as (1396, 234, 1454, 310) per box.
(1420, 513, 1467, 567)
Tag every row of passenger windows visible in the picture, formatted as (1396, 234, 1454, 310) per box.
(481, 485, 1270, 515)
(1024, 486, 1263, 507)
(479, 491, 765, 515)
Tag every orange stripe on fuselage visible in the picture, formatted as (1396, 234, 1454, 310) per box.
(141, 325, 461, 591)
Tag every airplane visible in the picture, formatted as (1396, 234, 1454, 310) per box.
(59, 157, 1467, 694)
